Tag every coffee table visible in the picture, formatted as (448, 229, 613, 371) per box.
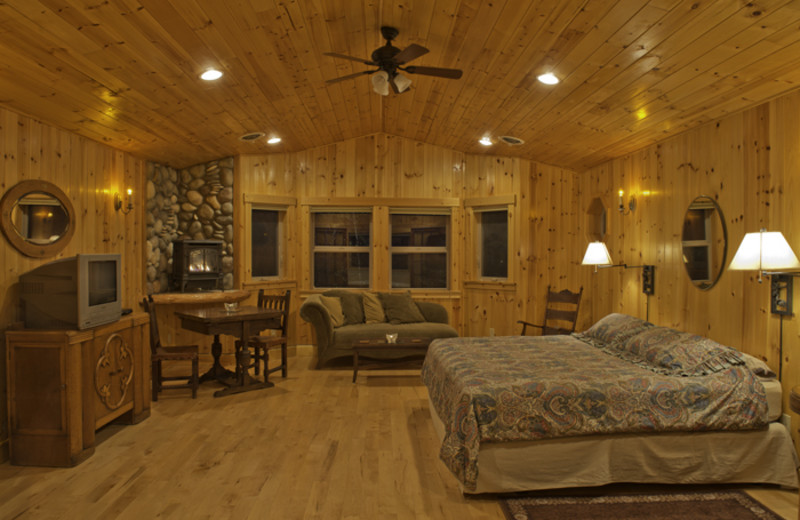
(352, 337, 432, 382)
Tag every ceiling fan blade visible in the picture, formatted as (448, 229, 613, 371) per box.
(404, 65, 463, 79)
(325, 70, 374, 84)
(323, 52, 376, 66)
(393, 43, 429, 65)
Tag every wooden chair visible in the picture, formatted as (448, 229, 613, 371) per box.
(142, 296, 199, 400)
(241, 289, 291, 378)
(517, 286, 583, 336)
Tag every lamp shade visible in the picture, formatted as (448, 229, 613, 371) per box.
(582, 241, 613, 266)
(371, 71, 390, 96)
(728, 230, 800, 271)
(393, 72, 411, 93)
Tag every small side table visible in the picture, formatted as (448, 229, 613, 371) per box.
(352, 338, 431, 382)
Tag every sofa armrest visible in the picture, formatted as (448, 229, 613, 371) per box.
(416, 301, 449, 324)
(300, 294, 334, 349)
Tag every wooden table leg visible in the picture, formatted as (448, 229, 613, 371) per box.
(353, 351, 359, 383)
(199, 334, 236, 383)
(213, 329, 274, 397)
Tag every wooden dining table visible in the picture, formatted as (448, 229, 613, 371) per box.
(175, 305, 282, 397)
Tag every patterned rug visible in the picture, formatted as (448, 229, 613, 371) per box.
(499, 490, 783, 520)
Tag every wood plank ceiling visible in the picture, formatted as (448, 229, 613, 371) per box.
(1, 0, 800, 170)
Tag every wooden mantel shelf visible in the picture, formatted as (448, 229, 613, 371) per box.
(150, 290, 250, 305)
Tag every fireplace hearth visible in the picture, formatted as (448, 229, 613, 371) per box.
(172, 238, 223, 292)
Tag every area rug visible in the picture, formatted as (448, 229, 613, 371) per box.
(499, 490, 783, 520)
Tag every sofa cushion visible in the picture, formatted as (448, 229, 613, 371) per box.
(363, 292, 386, 324)
(319, 295, 345, 328)
(323, 290, 365, 325)
(379, 292, 425, 324)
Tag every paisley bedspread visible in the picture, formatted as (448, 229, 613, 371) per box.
(421, 315, 769, 491)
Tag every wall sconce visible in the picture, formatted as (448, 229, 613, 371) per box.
(728, 229, 800, 315)
(114, 188, 133, 214)
(618, 190, 636, 215)
(581, 241, 655, 295)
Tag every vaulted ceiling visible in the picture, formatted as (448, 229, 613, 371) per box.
(2, 0, 800, 170)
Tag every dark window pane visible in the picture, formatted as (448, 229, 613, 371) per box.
(314, 213, 370, 246)
(482, 210, 508, 278)
(314, 252, 370, 288)
(390, 215, 447, 248)
(391, 253, 447, 288)
(252, 209, 279, 277)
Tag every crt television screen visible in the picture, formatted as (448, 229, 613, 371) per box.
(88, 259, 118, 306)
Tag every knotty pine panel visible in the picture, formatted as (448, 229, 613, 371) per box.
(0, 106, 146, 461)
(578, 91, 800, 448)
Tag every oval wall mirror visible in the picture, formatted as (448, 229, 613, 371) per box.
(681, 195, 727, 290)
(0, 180, 75, 258)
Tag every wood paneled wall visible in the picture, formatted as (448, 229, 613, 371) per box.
(0, 106, 147, 461)
(234, 134, 581, 343)
(577, 91, 800, 445)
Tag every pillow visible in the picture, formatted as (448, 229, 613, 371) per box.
(319, 295, 344, 328)
(619, 326, 745, 376)
(740, 352, 777, 378)
(362, 292, 386, 324)
(324, 291, 364, 325)
(379, 292, 425, 324)
(580, 313, 653, 345)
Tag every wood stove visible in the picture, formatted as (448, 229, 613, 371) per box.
(172, 238, 223, 292)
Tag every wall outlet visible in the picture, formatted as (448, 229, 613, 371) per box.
(489, 328, 495, 336)
(780, 413, 792, 431)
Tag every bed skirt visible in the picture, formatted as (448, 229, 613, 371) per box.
(428, 396, 799, 494)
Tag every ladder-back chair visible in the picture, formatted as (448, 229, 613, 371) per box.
(242, 289, 291, 378)
(142, 296, 199, 400)
(518, 286, 583, 336)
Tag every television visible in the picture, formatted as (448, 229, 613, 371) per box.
(19, 253, 122, 330)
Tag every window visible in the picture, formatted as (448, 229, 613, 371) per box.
(479, 210, 508, 278)
(251, 209, 281, 277)
(313, 212, 371, 288)
(244, 194, 294, 282)
(390, 213, 449, 288)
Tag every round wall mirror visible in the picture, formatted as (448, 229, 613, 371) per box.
(0, 180, 75, 258)
(681, 196, 727, 290)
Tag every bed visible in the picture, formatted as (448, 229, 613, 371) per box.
(421, 313, 799, 493)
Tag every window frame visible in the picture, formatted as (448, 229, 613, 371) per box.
(388, 209, 451, 289)
(465, 195, 515, 282)
(310, 209, 373, 289)
(244, 194, 295, 283)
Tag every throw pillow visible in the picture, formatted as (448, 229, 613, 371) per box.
(339, 292, 365, 325)
(319, 295, 344, 328)
(379, 292, 425, 324)
(362, 292, 386, 324)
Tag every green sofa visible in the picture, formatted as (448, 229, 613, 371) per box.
(300, 290, 458, 368)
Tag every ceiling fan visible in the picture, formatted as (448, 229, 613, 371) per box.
(324, 26, 463, 95)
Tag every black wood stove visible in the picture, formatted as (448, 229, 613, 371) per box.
(172, 238, 223, 292)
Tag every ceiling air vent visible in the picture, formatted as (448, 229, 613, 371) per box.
(499, 135, 524, 146)
(239, 132, 265, 142)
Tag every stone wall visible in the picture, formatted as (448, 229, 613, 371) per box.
(145, 157, 235, 293)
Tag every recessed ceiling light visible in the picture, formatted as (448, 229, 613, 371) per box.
(200, 69, 223, 81)
(479, 137, 492, 146)
(267, 137, 282, 144)
(537, 72, 559, 85)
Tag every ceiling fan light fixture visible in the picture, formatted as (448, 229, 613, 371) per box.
(393, 72, 412, 93)
(200, 69, 223, 81)
(537, 72, 559, 85)
(372, 70, 390, 96)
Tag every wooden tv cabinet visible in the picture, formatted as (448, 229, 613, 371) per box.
(5, 313, 151, 466)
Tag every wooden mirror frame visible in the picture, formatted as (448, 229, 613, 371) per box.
(0, 180, 75, 258)
(680, 195, 728, 291)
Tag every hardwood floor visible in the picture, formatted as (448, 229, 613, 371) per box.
(0, 347, 797, 519)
